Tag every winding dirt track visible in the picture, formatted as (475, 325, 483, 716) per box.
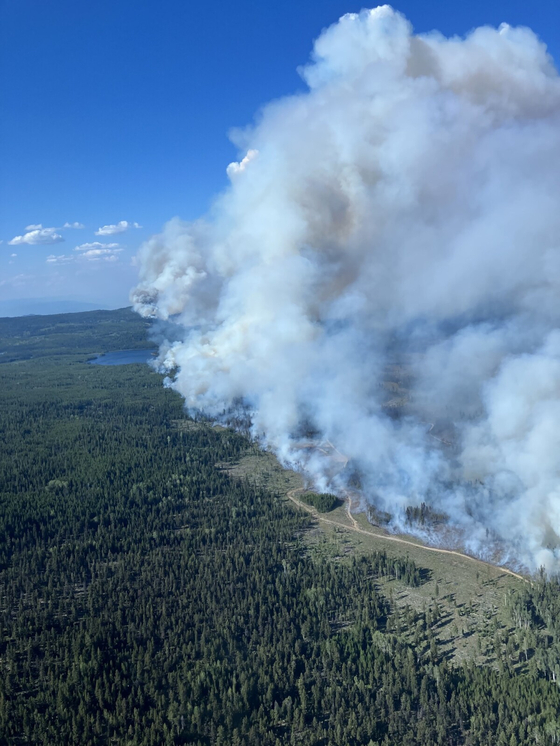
(286, 488, 528, 584)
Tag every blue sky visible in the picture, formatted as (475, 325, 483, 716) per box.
(1, 0, 559, 315)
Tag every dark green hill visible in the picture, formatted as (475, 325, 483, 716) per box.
(0, 306, 154, 362)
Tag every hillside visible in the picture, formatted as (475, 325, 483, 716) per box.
(1, 309, 560, 745)
(0, 307, 154, 362)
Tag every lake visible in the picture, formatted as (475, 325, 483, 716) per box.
(89, 349, 157, 366)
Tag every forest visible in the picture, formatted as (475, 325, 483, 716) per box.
(298, 492, 342, 513)
(1, 308, 560, 745)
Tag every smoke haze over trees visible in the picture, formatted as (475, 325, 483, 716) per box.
(133, 6, 560, 573)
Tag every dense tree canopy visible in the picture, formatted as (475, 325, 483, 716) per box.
(0, 310, 559, 745)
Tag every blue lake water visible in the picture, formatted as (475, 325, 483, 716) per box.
(89, 349, 157, 366)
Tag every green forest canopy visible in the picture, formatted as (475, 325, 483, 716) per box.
(1, 309, 560, 745)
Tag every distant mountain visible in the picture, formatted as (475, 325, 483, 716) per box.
(0, 299, 113, 317)
(0, 306, 152, 362)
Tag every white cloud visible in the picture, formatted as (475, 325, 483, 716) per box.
(81, 248, 123, 261)
(46, 254, 73, 264)
(45, 245, 123, 263)
(10, 253, 17, 258)
(9, 227, 64, 245)
(10, 222, 84, 245)
(74, 242, 120, 251)
(95, 220, 142, 236)
(0, 273, 33, 287)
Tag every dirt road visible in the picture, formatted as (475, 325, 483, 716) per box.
(286, 488, 528, 583)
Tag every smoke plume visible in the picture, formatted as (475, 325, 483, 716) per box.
(132, 6, 560, 573)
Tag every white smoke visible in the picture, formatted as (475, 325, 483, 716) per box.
(132, 6, 560, 573)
